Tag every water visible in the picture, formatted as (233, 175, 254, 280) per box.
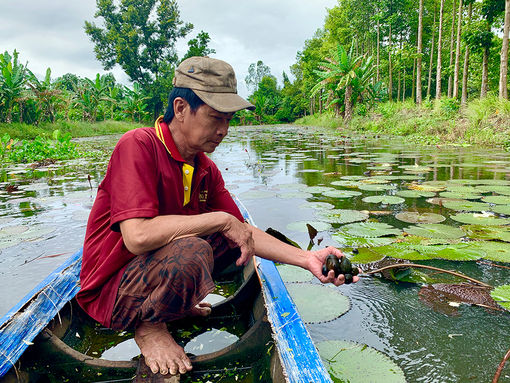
(1, 125, 510, 382)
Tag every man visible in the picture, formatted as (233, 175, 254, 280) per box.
(77, 56, 358, 377)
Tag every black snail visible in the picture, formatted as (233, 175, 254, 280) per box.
(321, 254, 359, 284)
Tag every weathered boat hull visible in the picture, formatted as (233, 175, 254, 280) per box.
(0, 197, 332, 382)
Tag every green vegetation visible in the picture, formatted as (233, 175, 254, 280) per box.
(1, 0, 510, 147)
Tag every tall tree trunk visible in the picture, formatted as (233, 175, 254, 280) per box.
(436, 0, 445, 100)
(398, 68, 401, 100)
(461, 3, 472, 105)
(427, 4, 437, 99)
(344, 85, 353, 122)
(412, 58, 417, 101)
(403, 65, 406, 101)
(448, 0, 456, 98)
(453, 0, 463, 99)
(499, 0, 510, 99)
(377, 16, 381, 82)
(416, 0, 424, 104)
(481, 47, 489, 97)
(388, 24, 393, 101)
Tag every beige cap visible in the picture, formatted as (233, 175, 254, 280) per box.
(173, 56, 255, 113)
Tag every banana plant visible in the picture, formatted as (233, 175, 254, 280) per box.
(27, 67, 62, 123)
(0, 50, 30, 123)
(121, 82, 149, 122)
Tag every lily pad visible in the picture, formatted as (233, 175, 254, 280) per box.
(299, 201, 335, 211)
(439, 192, 482, 200)
(336, 222, 401, 238)
(441, 200, 491, 212)
(305, 186, 335, 194)
(406, 183, 445, 192)
(475, 185, 510, 195)
(395, 212, 446, 224)
(238, 189, 277, 200)
(330, 180, 361, 188)
(362, 195, 405, 205)
(286, 220, 331, 233)
(462, 225, 510, 242)
(277, 191, 314, 199)
(317, 209, 369, 224)
(286, 283, 350, 323)
(404, 224, 465, 239)
(332, 235, 396, 248)
(465, 241, 510, 263)
(491, 285, 510, 311)
(349, 248, 386, 263)
(450, 213, 510, 226)
(276, 264, 314, 283)
(396, 190, 436, 198)
(482, 195, 510, 205)
(358, 184, 396, 192)
(317, 340, 406, 383)
(493, 205, 510, 215)
(323, 190, 362, 198)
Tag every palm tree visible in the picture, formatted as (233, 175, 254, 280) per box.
(311, 44, 367, 122)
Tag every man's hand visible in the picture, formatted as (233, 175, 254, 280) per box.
(221, 216, 255, 266)
(306, 246, 360, 286)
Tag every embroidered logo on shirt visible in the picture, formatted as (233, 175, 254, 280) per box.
(199, 189, 208, 203)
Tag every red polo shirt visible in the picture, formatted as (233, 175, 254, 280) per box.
(76, 121, 243, 327)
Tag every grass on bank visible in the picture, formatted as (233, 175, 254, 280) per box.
(0, 120, 144, 141)
(295, 95, 510, 148)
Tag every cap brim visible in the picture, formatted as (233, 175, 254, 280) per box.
(193, 89, 255, 113)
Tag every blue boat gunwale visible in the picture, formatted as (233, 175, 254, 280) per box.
(0, 197, 332, 382)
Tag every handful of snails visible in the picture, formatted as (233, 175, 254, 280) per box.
(321, 254, 359, 284)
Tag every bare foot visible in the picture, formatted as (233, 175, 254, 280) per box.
(134, 321, 192, 375)
(190, 301, 212, 317)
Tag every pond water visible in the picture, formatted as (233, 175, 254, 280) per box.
(1, 125, 510, 382)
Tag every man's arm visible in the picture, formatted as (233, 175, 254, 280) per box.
(249, 225, 358, 286)
(119, 211, 254, 259)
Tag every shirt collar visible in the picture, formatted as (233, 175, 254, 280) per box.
(154, 116, 209, 169)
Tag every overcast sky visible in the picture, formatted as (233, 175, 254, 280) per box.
(0, 0, 336, 97)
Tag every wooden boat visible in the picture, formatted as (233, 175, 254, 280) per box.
(0, 197, 332, 382)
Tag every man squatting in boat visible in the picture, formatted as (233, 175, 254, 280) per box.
(76, 56, 359, 376)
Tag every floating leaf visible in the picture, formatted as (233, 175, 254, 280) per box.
(362, 195, 405, 205)
(317, 340, 406, 383)
(465, 241, 510, 263)
(337, 222, 401, 238)
(404, 224, 465, 239)
(323, 190, 362, 198)
(358, 184, 396, 192)
(286, 220, 331, 233)
(441, 200, 491, 212)
(475, 185, 510, 195)
(395, 212, 446, 224)
(184, 328, 239, 355)
(286, 283, 350, 323)
(330, 180, 361, 188)
(349, 247, 386, 263)
(277, 191, 314, 199)
(450, 213, 510, 226)
(396, 190, 436, 198)
(305, 186, 335, 194)
(491, 285, 510, 311)
(407, 183, 445, 192)
(317, 209, 369, 224)
(276, 264, 314, 283)
(462, 225, 510, 242)
(299, 201, 335, 211)
(239, 189, 277, 200)
(332, 234, 396, 248)
(482, 195, 510, 205)
(493, 204, 510, 215)
(400, 165, 433, 173)
(439, 191, 482, 200)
